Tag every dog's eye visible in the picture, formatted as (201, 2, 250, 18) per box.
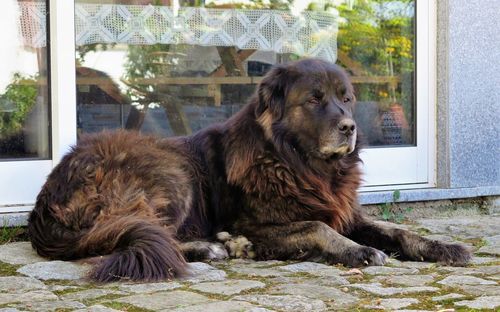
(343, 97, 351, 104)
(307, 97, 321, 105)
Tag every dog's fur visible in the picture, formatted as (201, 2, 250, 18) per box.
(28, 59, 471, 282)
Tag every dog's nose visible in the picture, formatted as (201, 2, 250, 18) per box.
(338, 118, 356, 136)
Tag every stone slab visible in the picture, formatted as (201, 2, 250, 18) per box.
(112, 290, 213, 310)
(437, 275, 496, 286)
(362, 266, 418, 275)
(118, 281, 182, 293)
(0, 276, 47, 293)
(17, 261, 91, 280)
(74, 305, 123, 312)
(432, 293, 465, 301)
(182, 262, 227, 283)
(0, 242, 44, 265)
(373, 274, 434, 286)
(62, 288, 127, 301)
(169, 301, 260, 312)
(15, 300, 86, 312)
(0, 290, 58, 305)
(190, 279, 266, 296)
(269, 283, 358, 307)
(349, 283, 439, 296)
(454, 295, 500, 309)
(233, 294, 326, 312)
(365, 298, 419, 310)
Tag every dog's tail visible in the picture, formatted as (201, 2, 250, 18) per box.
(28, 195, 187, 282)
(81, 216, 187, 282)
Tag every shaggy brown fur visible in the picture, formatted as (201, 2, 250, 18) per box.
(28, 58, 471, 282)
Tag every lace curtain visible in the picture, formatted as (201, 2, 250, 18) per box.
(19, 2, 338, 62)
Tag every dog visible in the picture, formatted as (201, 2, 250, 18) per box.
(28, 58, 471, 282)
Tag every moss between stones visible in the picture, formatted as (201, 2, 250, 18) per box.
(0, 261, 21, 276)
(103, 301, 152, 312)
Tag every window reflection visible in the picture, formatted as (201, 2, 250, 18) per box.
(0, 0, 50, 159)
(75, 0, 415, 147)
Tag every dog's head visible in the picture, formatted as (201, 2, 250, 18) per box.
(255, 58, 358, 161)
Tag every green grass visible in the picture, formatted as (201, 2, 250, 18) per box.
(0, 221, 28, 244)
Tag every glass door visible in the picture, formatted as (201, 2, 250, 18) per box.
(0, 0, 51, 211)
(0, 0, 77, 211)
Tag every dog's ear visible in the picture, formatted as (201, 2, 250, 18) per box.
(255, 65, 287, 120)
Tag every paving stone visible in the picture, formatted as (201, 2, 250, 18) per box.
(484, 234, 500, 245)
(417, 216, 500, 238)
(47, 284, 80, 292)
(277, 262, 350, 282)
(349, 283, 439, 296)
(15, 300, 86, 311)
(431, 293, 465, 301)
(396, 261, 436, 269)
(182, 262, 227, 283)
(112, 290, 213, 310)
(0, 276, 47, 293)
(61, 288, 127, 301)
(278, 262, 337, 273)
(169, 300, 260, 312)
(190, 279, 266, 296)
(74, 305, 123, 312)
(454, 295, 500, 309)
(233, 294, 326, 312)
(422, 234, 455, 242)
(0, 308, 22, 312)
(437, 275, 496, 286)
(0, 290, 58, 305)
(477, 244, 500, 256)
(362, 266, 418, 275)
(470, 256, 498, 264)
(365, 298, 419, 310)
(439, 265, 500, 276)
(228, 266, 286, 278)
(227, 259, 284, 268)
(373, 274, 434, 286)
(458, 284, 500, 296)
(269, 283, 358, 306)
(0, 242, 44, 265)
(17, 261, 91, 280)
(118, 281, 182, 293)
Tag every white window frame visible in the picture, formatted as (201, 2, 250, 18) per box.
(0, 0, 436, 212)
(360, 0, 437, 191)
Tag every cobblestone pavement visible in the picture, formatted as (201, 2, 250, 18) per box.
(0, 215, 499, 311)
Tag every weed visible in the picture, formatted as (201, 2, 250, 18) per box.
(378, 190, 413, 223)
(0, 220, 28, 244)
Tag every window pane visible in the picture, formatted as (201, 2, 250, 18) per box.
(338, 1, 415, 146)
(74, 0, 415, 147)
(0, 0, 50, 159)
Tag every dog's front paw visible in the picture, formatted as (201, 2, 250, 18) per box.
(216, 232, 255, 259)
(344, 246, 388, 267)
(423, 241, 472, 266)
(182, 241, 229, 261)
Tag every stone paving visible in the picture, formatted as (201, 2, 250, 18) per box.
(0, 215, 499, 311)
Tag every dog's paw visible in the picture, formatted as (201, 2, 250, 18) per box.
(344, 246, 388, 267)
(216, 232, 255, 259)
(182, 241, 228, 261)
(424, 241, 472, 266)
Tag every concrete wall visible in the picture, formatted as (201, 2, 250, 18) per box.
(438, 0, 500, 188)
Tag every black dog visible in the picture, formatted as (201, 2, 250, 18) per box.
(28, 58, 471, 282)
